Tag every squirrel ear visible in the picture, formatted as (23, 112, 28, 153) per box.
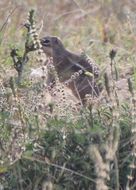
(52, 37, 59, 44)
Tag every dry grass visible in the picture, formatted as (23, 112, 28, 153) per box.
(0, 1, 136, 190)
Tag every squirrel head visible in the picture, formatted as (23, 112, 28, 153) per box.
(40, 36, 65, 57)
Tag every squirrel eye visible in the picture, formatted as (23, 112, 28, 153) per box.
(41, 38, 51, 46)
(44, 39, 50, 43)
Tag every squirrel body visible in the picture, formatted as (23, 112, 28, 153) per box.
(41, 36, 100, 102)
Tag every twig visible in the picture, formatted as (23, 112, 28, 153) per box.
(0, 6, 18, 45)
(114, 155, 120, 190)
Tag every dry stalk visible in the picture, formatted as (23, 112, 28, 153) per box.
(89, 145, 109, 190)
(126, 78, 136, 190)
(89, 49, 120, 190)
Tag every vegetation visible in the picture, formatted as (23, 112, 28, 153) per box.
(0, 1, 136, 190)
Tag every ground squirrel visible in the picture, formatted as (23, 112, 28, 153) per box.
(41, 36, 100, 103)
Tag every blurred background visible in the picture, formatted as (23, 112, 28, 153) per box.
(0, 0, 136, 46)
(0, 0, 136, 74)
